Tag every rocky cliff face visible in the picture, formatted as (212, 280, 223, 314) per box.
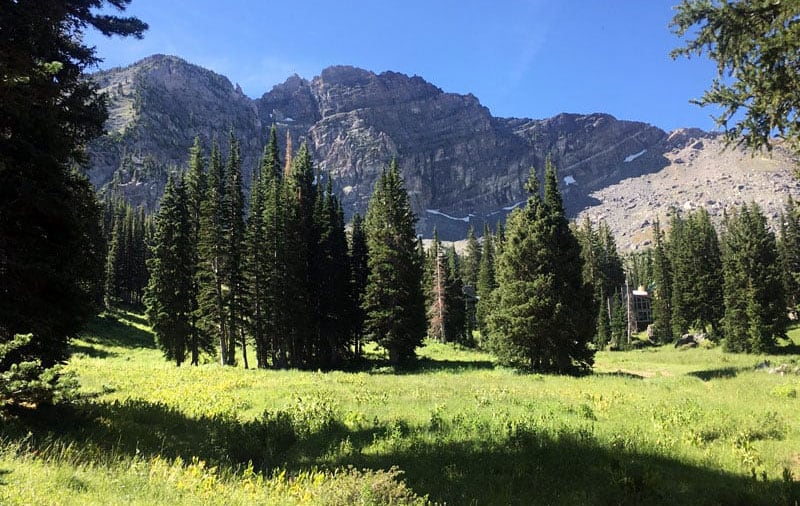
(87, 55, 799, 241)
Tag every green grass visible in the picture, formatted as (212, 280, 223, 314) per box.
(2, 312, 800, 505)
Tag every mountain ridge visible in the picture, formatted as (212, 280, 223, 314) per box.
(87, 54, 799, 245)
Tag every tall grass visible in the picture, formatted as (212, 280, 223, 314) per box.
(1, 312, 799, 504)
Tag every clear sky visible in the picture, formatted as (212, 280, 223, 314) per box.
(85, 0, 721, 132)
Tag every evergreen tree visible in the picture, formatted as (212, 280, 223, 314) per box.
(595, 289, 611, 348)
(671, 1, 800, 155)
(445, 247, 467, 345)
(224, 132, 247, 367)
(462, 226, 481, 287)
(246, 140, 270, 368)
(144, 175, 193, 366)
(669, 209, 723, 338)
(487, 161, 595, 374)
(778, 197, 800, 314)
(610, 291, 628, 350)
(650, 218, 673, 344)
(349, 213, 369, 356)
(427, 229, 447, 342)
(363, 160, 426, 365)
(0, 0, 145, 371)
(475, 223, 496, 341)
(184, 137, 211, 365)
(721, 204, 786, 352)
(197, 140, 230, 365)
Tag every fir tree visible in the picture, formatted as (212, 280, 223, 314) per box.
(650, 218, 673, 344)
(145, 174, 193, 366)
(363, 160, 426, 365)
(610, 291, 628, 350)
(349, 213, 369, 356)
(197, 140, 230, 365)
(778, 197, 800, 314)
(427, 229, 447, 342)
(224, 132, 247, 367)
(445, 246, 467, 344)
(721, 204, 786, 352)
(475, 223, 496, 341)
(487, 161, 594, 374)
(184, 137, 211, 365)
(595, 289, 611, 348)
(246, 140, 270, 368)
(462, 226, 481, 287)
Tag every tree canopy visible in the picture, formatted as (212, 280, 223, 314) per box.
(671, 0, 800, 155)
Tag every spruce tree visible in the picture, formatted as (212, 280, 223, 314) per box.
(779, 197, 800, 314)
(363, 160, 426, 365)
(595, 289, 611, 348)
(463, 226, 481, 287)
(145, 174, 193, 366)
(475, 223, 496, 341)
(224, 132, 247, 367)
(246, 141, 270, 368)
(197, 140, 230, 365)
(487, 161, 594, 374)
(184, 137, 211, 365)
(650, 218, 673, 344)
(349, 213, 369, 356)
(427, 229, 448, 342)
(610, 291, 628, 350)
(721, 204, 787, 352)
(445, 246, 467, 345)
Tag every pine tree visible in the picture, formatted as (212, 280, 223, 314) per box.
(197, 140, 230, 365)
(246, 140, 270, 368)
(145, 174, 193, 366)
(444, 246, 467, 345)
(721, 204, 787, 353)
(363, 160, 426, 365)
(778, 197, 800, 314)
(475, 223, 496, 342)
(669, 209, 723, 338)
(462, 226, 481, 287)
(427, 229, 447, 342)
(650, 218, 673, 344)
(487, 161, 595, 374)
(184, 137, 211, 365)
(224, 132, 247, 367)
(610, 291, 628, 350)
(349, 213, 369, 356)
(595, 289, 611, 349)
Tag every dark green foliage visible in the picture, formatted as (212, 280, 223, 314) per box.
(349, 213, 369, 356)
(445, 247, 467, 345)
(610, 292, 628, 350)
(224, 132, 247, 367)
(144, 175, 194, 366)
(0, 0, 145, 371)
(595, 291, 611, 348)
(103, 200, 150, 308)
(778, 197, 800, 314)
(426, 230, 447, 342)
(0, 334, 78, 408)
(475, 223, 497, 341)
(671, 1, 800, 155)
(650, 219, 673, 344)
(184, 136, 212, 365)
(668, 209, 723, 338)
(487, 161, 595, 374)
(625, 249, 653, 293)
(462, 226, 481, 287)
(197, 141, 230, 365)
(363, 160, 426, 365)
(721, 204, 786, 353)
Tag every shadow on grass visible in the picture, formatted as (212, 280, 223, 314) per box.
(0, 468, 10, 486)
(69, 343, 116, 359)
(688, 367, 742, 381)
(79, 314, 155, 349)
(2, 399, 798, 505)
(594, 370, 646, 380)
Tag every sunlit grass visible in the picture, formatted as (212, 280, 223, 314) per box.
(1, 314, 799, 504)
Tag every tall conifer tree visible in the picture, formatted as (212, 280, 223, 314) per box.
(363, 160, 426, 365)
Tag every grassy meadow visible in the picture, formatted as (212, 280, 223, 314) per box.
(2, 310, 800, 505)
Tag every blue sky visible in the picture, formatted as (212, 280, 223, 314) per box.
(85, 0, 720, 132)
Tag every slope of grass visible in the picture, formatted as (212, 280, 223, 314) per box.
(2, 311, 799, 505)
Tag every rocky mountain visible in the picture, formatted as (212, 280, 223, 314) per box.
(88, 54, 799, 243)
